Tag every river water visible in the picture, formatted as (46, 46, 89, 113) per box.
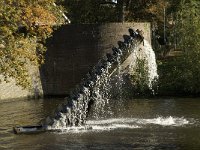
(0, 98, 199, 150)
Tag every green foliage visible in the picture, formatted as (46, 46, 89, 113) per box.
(63, 0, 118, 23)
(63, 0, 168, 23)
(0, 0, 65, 88)
(176, 0, 200, 51)
(158, 0, 200, 95)
(129, 58, 150, 94)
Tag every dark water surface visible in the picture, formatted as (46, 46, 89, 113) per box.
(0, 98, 200, 150)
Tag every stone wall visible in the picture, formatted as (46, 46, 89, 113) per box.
(0, 23, 151, 100)
(41, 23, 151, 97)
(0, 66, 43, 100)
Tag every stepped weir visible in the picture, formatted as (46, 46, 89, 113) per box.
(13, 27, 156, 134)
(44, 28, 144, 129)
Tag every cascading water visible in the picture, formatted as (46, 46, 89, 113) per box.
(91, 62, 112, 119)
(13, 29, 193, 136)
(43, 28, 145, 130)
(126, 39, 158, 91)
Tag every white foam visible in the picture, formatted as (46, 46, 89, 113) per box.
(90, 124, 140, 131)
(87, 116, 189, 127)
(139, 116, 189, 126)
(49, 116, 190, 133)
(128, 39, 159, 89)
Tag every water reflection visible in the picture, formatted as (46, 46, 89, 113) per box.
(0, 98, 200, 149)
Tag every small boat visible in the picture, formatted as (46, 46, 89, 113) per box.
(13, 125, 46, 134)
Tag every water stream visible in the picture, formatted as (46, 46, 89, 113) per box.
(127, 39, 159, 90)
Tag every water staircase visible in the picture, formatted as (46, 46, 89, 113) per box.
(14, 28, 146, 133)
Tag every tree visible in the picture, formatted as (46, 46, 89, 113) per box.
(158, 0, 200, 95)
(63, 0, 118, 23)
(175, 0, 200, 93)
(0, 0, 66, 88)
(64, 0, 172, 25)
